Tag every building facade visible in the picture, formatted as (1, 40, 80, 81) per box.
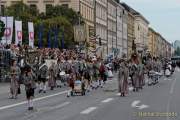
(134, 13, 149, 54)
(107, 0, 117, 55)
(95, 0, 108, 58)
(116, 4, 123, 57)
(121, 3, 135, 58)
(122, 9, 128, 56)
(148, 28, 157, 57)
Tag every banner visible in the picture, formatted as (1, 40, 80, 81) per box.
(15, 20, 22, 45)
(38, 24, 43, 48)
(74, 25, 86, 42)
(28, 22, 34, 48)
(0, 17, 13, 45)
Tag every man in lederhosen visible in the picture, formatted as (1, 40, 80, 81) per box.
(23, 67, 36, 110)
(38, 59, 48, 93)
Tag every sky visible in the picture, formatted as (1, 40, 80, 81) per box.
(121, 0, 180, 43)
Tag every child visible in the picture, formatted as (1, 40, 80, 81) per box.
(23, 68, 36, 110)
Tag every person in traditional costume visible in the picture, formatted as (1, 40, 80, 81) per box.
(23, 68, 36, 110)
(118, 58, 129, 97)
(48, 62, 56, 90)
(38, 59, 48, 93)
(10, 60, 21, 99)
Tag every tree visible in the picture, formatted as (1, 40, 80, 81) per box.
(175, 47, 180, 56)
(5, 2, 83, 48)
(5, 1, 39, 45)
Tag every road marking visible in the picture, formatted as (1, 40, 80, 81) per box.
(116, 93, 121, 96)
(80, 107, 97, 114)
(53, 102, 70, 109)
(131, 100, 141, 108)
(0, 90, 70, 111)
(170, 78, 177, 94)
(131, 100, 149, 110)
(138, 104, 149, 110)
(101, 98, 114, 103)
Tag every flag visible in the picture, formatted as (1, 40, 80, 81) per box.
(15, 20, 22, 45)
(54, 27, 59, 48)
(38, 24, 43, 48)
(0, 17, 14, 45)
(47, 29, 51, 48)
(61, 28, 65, 49)
(28, 22, 34, 48)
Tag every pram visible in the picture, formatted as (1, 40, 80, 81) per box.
(71, 80, 85, 96)
(148, 70, 162, 86)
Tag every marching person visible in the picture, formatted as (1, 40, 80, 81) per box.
(38, 59, 48, 93)
(23, 68, 36, 110)
(10, 59, 21, 99)
(118, 58, 129, 97)
(48, 62, 56, 90)
(130, 53, 140, 92)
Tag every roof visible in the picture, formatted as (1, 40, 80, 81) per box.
(120, 2, 149, 24)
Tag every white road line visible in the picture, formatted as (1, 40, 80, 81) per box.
(0, 90, 70, 111)
(116, 93, 121, 96)
(170, 78, 177, 94)
(101, 98, 114, 103)
(80, 107, 97, 114)
(53, 102, 70, 109)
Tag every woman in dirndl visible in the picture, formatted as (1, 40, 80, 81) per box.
(23, 68, 36, 110)
(118, 59, 129, 97)
(10, 60, 20, 99)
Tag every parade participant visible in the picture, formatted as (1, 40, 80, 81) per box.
(23, 68, 36, 110)
(165, 62, 172, 77)
(10, 60, 21, 99)
(48, 62, 56, 90)
(130, 53, 140, 92)
(83, 60, 91, 92)
(118, 58, 129, 97)
(99, 60, 105, 88)
(137, 58, 145, 89)
(38, 59, 48, 93)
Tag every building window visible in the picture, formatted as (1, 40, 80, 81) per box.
(46, 4, 53, 15)
(1, 5, 5, 16)
(30, 4, 37, 9)
(62, 4, 68, 8)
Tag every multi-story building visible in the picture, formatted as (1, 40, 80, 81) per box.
(107, 0, 117, 55)
(121, 3, 135, 58)
(122, 9, 128, 56)
(134, 12, 149, 54)
(95, 0, 108, 58)
(116, 4, 123, 57)
(148, 28, 157, 57)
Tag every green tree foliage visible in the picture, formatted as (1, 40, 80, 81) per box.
(175, 47, 180, 56)
(5, 2, 82, 48)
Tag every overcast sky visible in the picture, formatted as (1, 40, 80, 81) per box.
(121, 0, 180, 43)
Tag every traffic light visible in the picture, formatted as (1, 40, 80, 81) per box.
(0, 20, 5, 40)
(99, 37, 102, 46)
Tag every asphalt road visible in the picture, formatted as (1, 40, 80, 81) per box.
(0, 70, 179, 120)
